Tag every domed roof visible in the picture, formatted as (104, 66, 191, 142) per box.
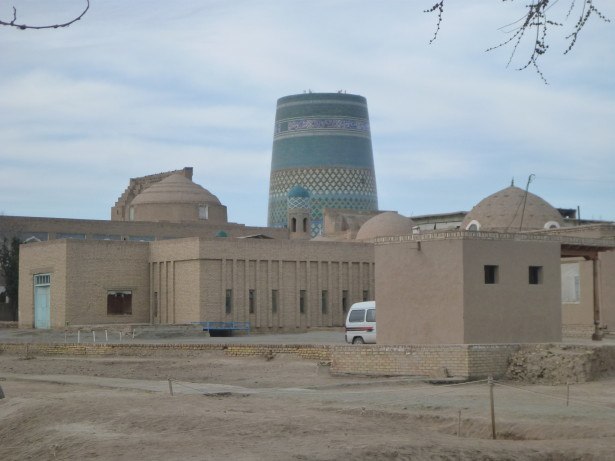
(287, 185, 310, 198)
(461, 186, 563, 232)
(131, 174, 221, 206)
(356, 212, 415, 241)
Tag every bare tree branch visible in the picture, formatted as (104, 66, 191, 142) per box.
(0, 0, 89, 30)
(425, 0, 611, 83)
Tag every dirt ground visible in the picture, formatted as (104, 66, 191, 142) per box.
(1, 350, 615, 461)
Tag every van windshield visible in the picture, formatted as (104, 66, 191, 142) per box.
(348, 309, 365, 323)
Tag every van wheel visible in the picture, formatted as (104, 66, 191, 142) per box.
(352, 337, 364, 344)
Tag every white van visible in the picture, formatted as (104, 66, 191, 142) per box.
(344, 301, 376, 344)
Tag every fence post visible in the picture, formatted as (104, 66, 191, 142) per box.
(168, 378, 174, 396)
(488, 375, 496, 440)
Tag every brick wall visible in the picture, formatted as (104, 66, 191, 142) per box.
(331, 344, 520, 379)
(0, 342, 332, 361)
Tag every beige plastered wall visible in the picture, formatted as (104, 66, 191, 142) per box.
(64, 240, 150, 326)
(599, 251, 615, 332)
(561, 257, 594, 330)
(19, 240, 150, 328)
(462, 239, 562, 343)
(19, 240, 68, 328)
(375, 237, 562, 345)
(133, 202, 227, 224)
(375, 239, 465, 345)
(149, 238, 374, 329)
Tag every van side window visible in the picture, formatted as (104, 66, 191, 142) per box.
(366, 309, 375, 322)
(348, 309, 365, 323)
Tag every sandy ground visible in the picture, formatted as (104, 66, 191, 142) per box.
(1, 350, 615, 461)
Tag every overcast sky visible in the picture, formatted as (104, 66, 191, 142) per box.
(1, 0, 613, 226)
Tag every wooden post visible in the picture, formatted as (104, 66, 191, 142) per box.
(488, 375, 496, 440)
(457, 409, 461, 437)
(168, 378, 174, 396)
(592, 257, 602, 341)
(77, 330, 80, 344)
(566, 383, 570, 407)
(93, 331, 96, 344)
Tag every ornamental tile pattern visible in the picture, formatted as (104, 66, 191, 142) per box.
(274, 118, 369, 137)
(268, 167, 378, 237)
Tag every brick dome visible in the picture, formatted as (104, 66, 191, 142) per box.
(356, 212, 415, 241)
(461, 186, 563, 232)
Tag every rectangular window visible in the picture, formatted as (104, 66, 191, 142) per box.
(225, 289, 232, 314)
(484, 265, 499, 284)
(562, 263, 581, 303)
(299, 290, 306, 314)
(272, 289, 278, 314)
(249, 289, 255, 314)
(199, 205, 209, 220)
(362, 290, 369, 302)
(107, 291, 132, 315)
(529, 266, 543, 285)
(321, 290, 328, 314)
(342, 290, 348, 313)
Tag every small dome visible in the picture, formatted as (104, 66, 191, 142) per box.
(215, 230, 228, 238)
(131, 174, 221, 206)
(287, 185, 310, 198)
(356, 212, 415, 241)
(462, 186, 563, 232)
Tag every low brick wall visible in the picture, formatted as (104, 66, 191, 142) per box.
(330, 344, 520, 379)
(3, 342, 614, 383)
(0, 342, 332, 361)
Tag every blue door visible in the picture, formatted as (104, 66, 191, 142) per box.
(34, 274, 51, 329)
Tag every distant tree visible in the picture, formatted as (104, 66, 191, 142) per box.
(425, 0, 611, 83)
(0, 0, 89, 30)
(0, 237, 20, 321)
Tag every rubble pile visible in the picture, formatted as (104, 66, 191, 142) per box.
(507, 344, 615, 384)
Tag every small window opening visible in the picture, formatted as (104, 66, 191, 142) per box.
(484, 265, 499, 284)
(321, 290, 328, 314)
(107, 291, 132, 315)
(291, 217, 297, 232)
(299, 290, 306, 314)
(342, 290, 348, 313)
(199, 205, 209, 220)
(249, 289, 255, 314)
(225, 289, 232, 314)
(272, 289, 278, 314)
(362, 290, 369, 302)
(529, 266, 543, 285)
(302, 218, 308, 232)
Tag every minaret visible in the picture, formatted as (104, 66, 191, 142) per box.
(267, 92, 379, 237)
